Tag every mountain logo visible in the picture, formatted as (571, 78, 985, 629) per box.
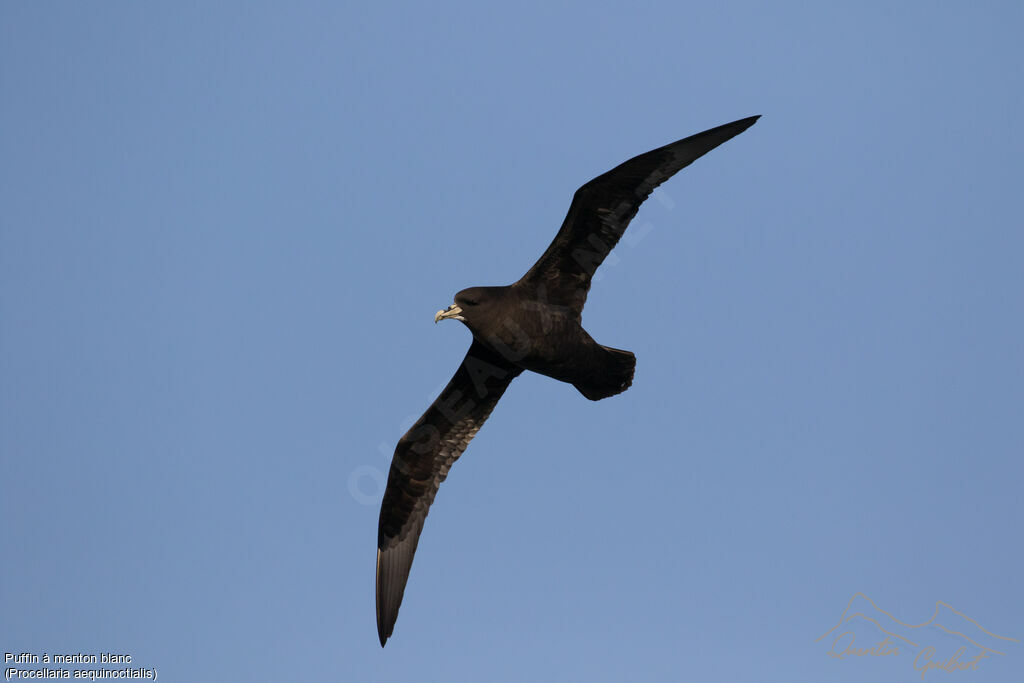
(815, 593, 1019, 678)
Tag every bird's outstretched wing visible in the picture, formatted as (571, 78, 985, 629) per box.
(376, 339, 523, 646)
(517, 116, 759, 316)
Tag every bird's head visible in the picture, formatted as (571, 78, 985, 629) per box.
(434, 286, 501, 330)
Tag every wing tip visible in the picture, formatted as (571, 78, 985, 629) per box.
(698, 114, 760, 148)
(733, 114, 761, 131)
(375, 547, 391, 647)
(376, 544, 404, 647)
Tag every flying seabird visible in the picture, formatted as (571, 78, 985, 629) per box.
(376, 116, 760, 646)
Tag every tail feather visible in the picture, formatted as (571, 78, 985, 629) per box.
(574, 346, 635, 400)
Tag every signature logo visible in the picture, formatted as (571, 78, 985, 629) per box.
(816, 593, 1019, 679)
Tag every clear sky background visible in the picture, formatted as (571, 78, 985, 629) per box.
(2, 3, 1022, 682)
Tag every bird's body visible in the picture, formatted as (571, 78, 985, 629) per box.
(376, 116, 760, 646)
(442, 284, 635, 398)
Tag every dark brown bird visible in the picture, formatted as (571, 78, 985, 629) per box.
(376, 116, 760, 646)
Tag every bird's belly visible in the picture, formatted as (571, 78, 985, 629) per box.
(516, 336, 598, 385)
(474, 313, 594, 385)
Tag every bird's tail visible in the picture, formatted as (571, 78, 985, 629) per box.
(573, 346, 635, 400)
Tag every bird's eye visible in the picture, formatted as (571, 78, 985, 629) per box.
(463, 299, 478, 307)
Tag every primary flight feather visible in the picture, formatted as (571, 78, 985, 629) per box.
(376, 116, 760, 646)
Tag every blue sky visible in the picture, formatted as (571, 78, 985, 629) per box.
(2, 2, 1021, 682)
